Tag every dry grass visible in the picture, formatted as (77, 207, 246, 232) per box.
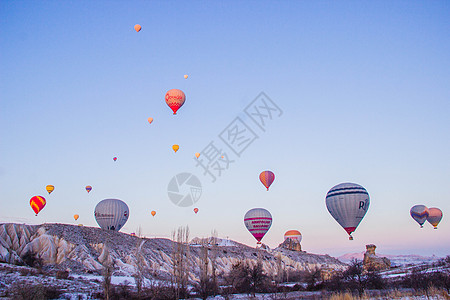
(328, 287, 450, 299)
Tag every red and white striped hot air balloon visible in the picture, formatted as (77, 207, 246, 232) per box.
(259, 170, 275, 191)
(284, 230, 302, 243)
(244, 208, 272, 244)
(165, 89, 186, 115)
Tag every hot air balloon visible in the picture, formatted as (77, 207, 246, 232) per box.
(426, 207, 443, 229)
(74, 214, 79, 221)
(244, 208, 272, 244)
(326, 183, 370, 240)
(30, 196, 46, 216)
(94, 199, 129, 231)
(46, 185, 54, 194)
(195, 152, 200, 158)
(410, 205, 429, 228)
(151, 210, 156, 217)
(184, 75, 188, 79)
(86, 186, 92, 193)
(194, 208, 199, 214)
(259, 171, 275, 191)
(172, 144, 179, 153)
(148, 117, 153, 124)
(284, 230, 302, 243)
(165, 89, 185, 115)
(134, 24, 141, 32)
(113, 157, 117, 161)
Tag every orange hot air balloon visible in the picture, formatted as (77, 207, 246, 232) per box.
(134, 24, 141, 32)
(46, 185, 54, 194)
(113, 157, 117, 161)
(194, 208, 199, 214)
(151, 210, 156, 217)
(184, 75, 188, 79)
(259, 170, 275, 191)
(172, 144, 179, 153)
(195, 152, 200, 158)
(86, 185, 92, 193)
(148, 117, 153, 124)
(165, 89, 186, 115)
(74, 214, 79, 221)
(30, 196, 46, 216)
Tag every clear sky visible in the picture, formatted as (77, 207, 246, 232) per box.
(1, 1, 449, 257)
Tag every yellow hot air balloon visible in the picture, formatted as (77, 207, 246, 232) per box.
(74, 214, 79, 221)
(172, 144, 179, 153)
(46, 185, 54, 194)
(184, 74, 188, 79)
(148, 117, 153, 124)
(151, 210, 156, 217)
(134, 24, 141, 32)
(195, 152, 200, 158)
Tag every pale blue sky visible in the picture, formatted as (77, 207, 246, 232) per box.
(1, 1, 449, 257)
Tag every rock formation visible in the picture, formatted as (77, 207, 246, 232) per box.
(363, 244, 390, 271)
(278, 238, 302, 252)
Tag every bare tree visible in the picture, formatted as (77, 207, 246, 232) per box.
(133, 238, 147, 297)
(101, 246, 113, 300)
(171, 226, 190, 299)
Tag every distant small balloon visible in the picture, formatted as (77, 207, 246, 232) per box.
(427, 207, 443, 229)
(113, 157, 117, 161)
(194, 208, 199, 214)
(195, 152, 200, 158)
(259, 171, 275, 191)
(86, 186, 92, 193)
(148, 117, 153, 124)
(184, 75, 188, 79)
(172, 144, 179, 153)
(410, 205, 429, 228)
(74, 214, 79, 221)
(46, 185, 54, 194)
(30, 196, 46, 216)
(134, 24, 141, 32)
(151, 210, 156, 217)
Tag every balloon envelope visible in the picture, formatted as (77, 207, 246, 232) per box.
(151, 210, 156, 217)
(259, 171, 275, 191)
(427, 207, 443, 229)
(134, 24, 141, 32)
(244, 208, 272, 243)
(195, 152, 200, 158)
(86, 186, 92, 193)
(46, 185, 54, 194)
(30, 196, 46, 215)
(173, 144, 179, 152)
(148, 117, 153, 124)
(194, 208, 199, 214)
(165, 89, 186, 115)
(113, 157, 117, 161)
(94, 199, 129, 231)
(184, 75, 188, 79)
(326, 183, 370, 240)
(284, 230, 302, 243)
(410, 205, 429, 228)
(74, 214, 79, 221)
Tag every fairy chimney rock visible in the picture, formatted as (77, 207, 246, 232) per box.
(363, 244, 390, 271)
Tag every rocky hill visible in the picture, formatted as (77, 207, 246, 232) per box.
(0, 223, 346, 281)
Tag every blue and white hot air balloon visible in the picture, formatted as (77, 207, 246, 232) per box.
(94, 199, 129, 231)
(326, 183, 370, 240)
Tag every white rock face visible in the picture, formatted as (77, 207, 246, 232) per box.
(0, 223, 347, 280)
